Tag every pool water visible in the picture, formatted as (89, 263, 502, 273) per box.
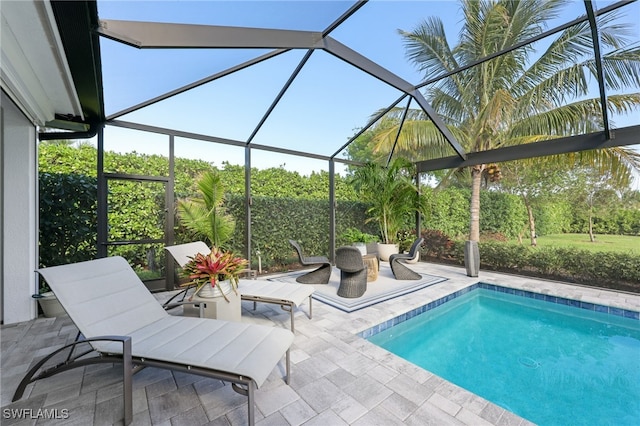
(368, 289, 640, 425)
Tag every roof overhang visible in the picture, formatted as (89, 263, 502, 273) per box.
(1, 0, 82, 125)
(1, 0, 103, 132)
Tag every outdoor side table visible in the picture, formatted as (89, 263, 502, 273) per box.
(191, 290, 242, 322)
(362, 254, 378, 282)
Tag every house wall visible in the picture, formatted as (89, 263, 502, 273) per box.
(1, 90, 38, 324)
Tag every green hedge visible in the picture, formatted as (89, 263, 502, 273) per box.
(37, 144, 639, 290)
(474, 242, 640, 292)
(39, 173, 98, 268)
(225, 195, 375, 270)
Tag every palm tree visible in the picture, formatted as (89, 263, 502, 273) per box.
(177, 170, 235, 248)
(369, 0, 640, 242)
(349, 157, 425, 245)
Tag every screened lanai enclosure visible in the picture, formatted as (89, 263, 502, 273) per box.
(28, 0, 640, 291)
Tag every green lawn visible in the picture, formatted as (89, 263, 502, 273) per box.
(513, 233, 639, 254)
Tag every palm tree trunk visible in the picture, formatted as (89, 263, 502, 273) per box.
(588, 208, 595, 242)
(469, 166, 483, 242)
(523, 196, 537, 246)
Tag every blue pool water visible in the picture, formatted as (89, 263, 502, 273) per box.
(368, 288, 640, 426)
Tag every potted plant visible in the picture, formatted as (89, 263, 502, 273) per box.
(177, 170, 235, 248)
(32, 281, 65, 318)
(181, 246, 248, 302)
(350, 158, 426, 260)
(340, 228, 379, 255)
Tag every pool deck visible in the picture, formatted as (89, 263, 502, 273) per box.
(2, 262, 639, 425)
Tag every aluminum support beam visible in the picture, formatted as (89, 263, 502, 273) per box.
(245, 146, 252, 265)
(584, 0, 611, 140)
(410, 90, 466, 159)
(323, 37, 466, 160)
(98, 20, 325, 49)
(416, 126, 640, 173)
(107, 49, 289, 120)
(247, 50, 314, 144)
(108, 120, 362, 165)
(329, 160, 336, 263)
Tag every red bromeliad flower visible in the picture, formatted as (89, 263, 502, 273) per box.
(182, 246, 248, 301)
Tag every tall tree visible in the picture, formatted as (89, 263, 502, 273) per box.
(367, 0, 640, 242)
(566, 166, 625, 241)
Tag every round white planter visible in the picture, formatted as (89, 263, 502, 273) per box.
(36, 292, 66, 317)
(377, 243, 399, 261)
(196, 279, 234, 298)
(353, 242, 367, 256)
(193, 279, 241, 322)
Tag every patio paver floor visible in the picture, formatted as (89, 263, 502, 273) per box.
(2, 262, 638, 425)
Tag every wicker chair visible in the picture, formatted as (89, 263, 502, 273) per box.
(335, 246, 367, 298)
(289, 240, 331, 284)
(389, 237, 424, 280)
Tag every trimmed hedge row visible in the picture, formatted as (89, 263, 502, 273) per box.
(439, 240, 640, 292)
(224, 195, 376, 270)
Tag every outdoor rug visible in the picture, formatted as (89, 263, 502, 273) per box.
(268, 263, 447, 312)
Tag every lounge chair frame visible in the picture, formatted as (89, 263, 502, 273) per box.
(13, 334, 134, 425)
(164, 284, 312, 332)
(12, 329, 288, 426)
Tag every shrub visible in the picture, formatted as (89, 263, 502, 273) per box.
(479, 241, 529, 270)
(420, 229, 454, 259)
(39, 173, 97, 268)
(452, 242, 640, 292)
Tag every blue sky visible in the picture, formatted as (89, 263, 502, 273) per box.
(94, 0, 640, 185)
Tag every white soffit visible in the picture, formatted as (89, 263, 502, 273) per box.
(1, 0, 82, 125)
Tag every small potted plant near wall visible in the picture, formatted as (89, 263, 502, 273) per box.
(32, 281, 65, 317)
(340, 228, 379, 256)
(350, 158, 426, 261)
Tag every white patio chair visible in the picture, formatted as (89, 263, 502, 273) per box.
(13, 256, 294, 426)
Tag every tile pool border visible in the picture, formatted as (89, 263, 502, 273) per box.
(358, 282, 640, 339)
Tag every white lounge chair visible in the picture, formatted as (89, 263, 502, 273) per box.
(14, 256, 294, 426)
(165, 241, 314, 332)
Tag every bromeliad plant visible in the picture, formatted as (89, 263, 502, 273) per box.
(182, 246, 248, 302)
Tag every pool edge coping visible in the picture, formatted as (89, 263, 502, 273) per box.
(358, 282, 640, 339)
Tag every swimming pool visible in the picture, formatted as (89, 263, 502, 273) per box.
(364, 284, 640, 426)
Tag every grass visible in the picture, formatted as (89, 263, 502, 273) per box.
(512, 233, 639, 254)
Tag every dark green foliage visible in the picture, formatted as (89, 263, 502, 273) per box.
(37, 143, 640, 291)
(422, 187, 469, 238)
(614, 209, 640, 235)
(532, 199, 572, 236)
(39, 173, 98, 272)
(478, 241, 529, 270)
(479, 191, 527, 239)
(476, 242, 640, 291)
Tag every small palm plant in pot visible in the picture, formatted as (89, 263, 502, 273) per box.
(350, 158, 425, 260)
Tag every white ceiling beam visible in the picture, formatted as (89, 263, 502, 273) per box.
(98, 20, 325, 49)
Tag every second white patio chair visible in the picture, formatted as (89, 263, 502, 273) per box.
(165, 241, 313, 332)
